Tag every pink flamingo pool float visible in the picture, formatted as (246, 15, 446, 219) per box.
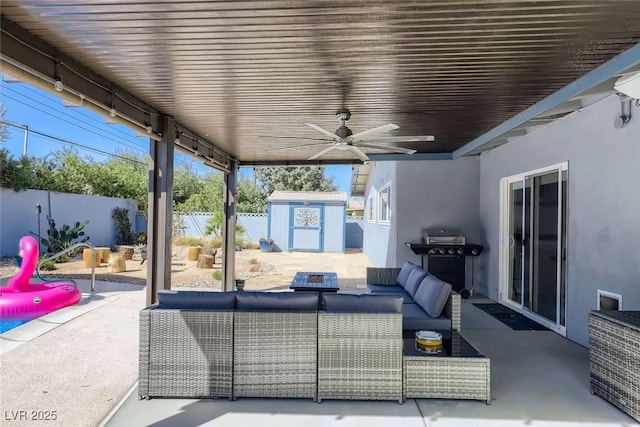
(0, 236, 81, 321)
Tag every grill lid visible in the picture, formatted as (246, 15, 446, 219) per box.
(421, 227, 465, 245)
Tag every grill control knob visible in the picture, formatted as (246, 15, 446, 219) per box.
(457, 248, 464, 255)
(428, 248, 436, 255)
(471, 248, 479, 256)
(448, 248, 455, 255)
(438, 248, 446, 254)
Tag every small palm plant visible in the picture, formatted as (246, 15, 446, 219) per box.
(204, 212, 245, 242)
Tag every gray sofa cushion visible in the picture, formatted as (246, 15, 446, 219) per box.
(157, 290, 236, 309)
(323, 293, 403, 313)
(236, 291, 319, 311)
(396, 261, 420, 287)
(403, 303, 452, 330)
(369, 289, 414, 303)
(366, 284, 405, 294)
(403, 268, 428, 298)
(413, 275, 452, 318)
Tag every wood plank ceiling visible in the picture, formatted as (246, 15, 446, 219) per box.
(2, 1, 640, 165)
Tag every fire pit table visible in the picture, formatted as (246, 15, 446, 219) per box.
(290, 272, 339, 292)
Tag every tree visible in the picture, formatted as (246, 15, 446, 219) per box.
(90, 152, 149, 210)
(173, 163, 204, 206)
(254, 166, 338, 195)
(177, 172, 224, 213)
(237, 178, 268, 213)
(0, 148, 33, 191)
(46, 148, 94, 194)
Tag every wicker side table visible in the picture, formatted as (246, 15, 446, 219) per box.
(403, 330, 490, 404)
(588, 310, 640, 422)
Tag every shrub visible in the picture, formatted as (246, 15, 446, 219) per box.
(212, 270, 223, 281)
(246, 242, 260, 250)
(112, 207, 134, 245)
(209, 237, 222, 248)
(52, 254, 70, 264)
(136, 231, 147, 245)
(38, 258, 56, 271)
(249, 258, 258, 265)
(30, 215, 90, 256)
(173, 236, 206, 246)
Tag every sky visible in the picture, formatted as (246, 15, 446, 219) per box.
(0, 73, 353, 196)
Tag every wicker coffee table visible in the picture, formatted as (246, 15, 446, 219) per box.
(403, 330, 490, 404)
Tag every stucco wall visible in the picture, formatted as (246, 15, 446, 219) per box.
(363, 161, 396, 266)
(363, 159, 481, 269)
(478, 94, 640, 346)
(0, 189, 138, 256)
(395, 158, 481, 267)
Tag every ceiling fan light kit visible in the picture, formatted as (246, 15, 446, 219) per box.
(300, 109, 435, 161)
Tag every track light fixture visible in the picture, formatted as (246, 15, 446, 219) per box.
(53, 60, 63, 92)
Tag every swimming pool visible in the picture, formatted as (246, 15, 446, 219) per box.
(0, 318, 31, 334)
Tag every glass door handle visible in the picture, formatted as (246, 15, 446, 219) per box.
(509, 235, 515, 248)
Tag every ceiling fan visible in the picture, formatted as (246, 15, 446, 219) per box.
(264, 110, 435, 161)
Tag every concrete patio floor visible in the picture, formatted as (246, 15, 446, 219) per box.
(1, 278, 637, 427)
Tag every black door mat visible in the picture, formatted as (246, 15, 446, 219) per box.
(472, 303, 550, 331)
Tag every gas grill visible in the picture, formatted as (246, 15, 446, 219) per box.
(405, 227, 484, 297)
(422, 227, 466, 246)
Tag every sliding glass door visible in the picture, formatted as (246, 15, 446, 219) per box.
(501, 164, 567, 334)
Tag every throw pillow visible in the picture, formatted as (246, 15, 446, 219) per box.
(403, 268, 428, 298)
(396, 261, 419, 287)
(413, 275, 452, 318)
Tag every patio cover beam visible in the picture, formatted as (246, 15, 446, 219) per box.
(146, 116, 175, 305)
(222, 161, 238, 291)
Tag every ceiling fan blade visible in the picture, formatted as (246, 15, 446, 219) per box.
(348, 123, 399, 141)
(308, 145, 338, 160)
(347, 146, 370, 162)
(259, 135, 329, 142)
(358, 142, 417, 155)
(266, 142, 329, 152)
(305, 123, 342, 141)
(361, 135, 435, 143)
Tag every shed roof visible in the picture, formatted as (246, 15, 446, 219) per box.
(268, 191, 348, 203)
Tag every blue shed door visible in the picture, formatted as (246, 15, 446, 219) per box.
(289, 204, 324, 252)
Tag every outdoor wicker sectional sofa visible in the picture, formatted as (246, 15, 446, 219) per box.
(139, 290, 404, 402)
(366, 261, 461, 331)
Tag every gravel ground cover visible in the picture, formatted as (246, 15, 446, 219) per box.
(0, 247, 370, 292)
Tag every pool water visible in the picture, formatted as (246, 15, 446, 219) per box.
(0, 318, 31, 334)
